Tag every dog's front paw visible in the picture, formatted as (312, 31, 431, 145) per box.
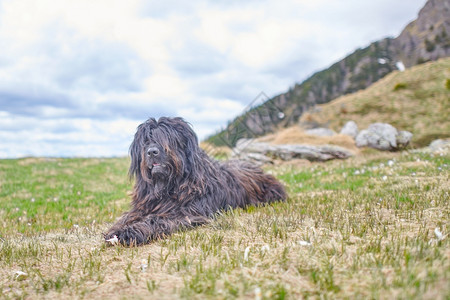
(104, 227, 146, 247)
(105, 234, 119, 245)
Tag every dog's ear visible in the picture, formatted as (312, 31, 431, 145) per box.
(175, 118, 201, 174)
(128, 129, 142, 180)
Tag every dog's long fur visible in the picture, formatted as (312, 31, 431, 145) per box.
(105, 117, 286, 246)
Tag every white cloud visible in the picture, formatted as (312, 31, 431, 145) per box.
(0, 0, 427, 158)
(0, 115, 136, 157)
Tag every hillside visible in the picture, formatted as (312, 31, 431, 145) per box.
(299, 58, 450, 147)
(208, 0, 450, 147)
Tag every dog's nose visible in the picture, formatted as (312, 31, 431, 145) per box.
(147, 147, 159, 157)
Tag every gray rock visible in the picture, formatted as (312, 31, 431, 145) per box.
(355, 123, 412, 151)
(356, 129, 391, 150)
(397, 131, 413, 148)
(234, 139, 276, 154)
(305, 128, 336, 137)
(273, 144, 353, 161)
(232, 140, 354, 163)
(241, 153, 273, 166)
(340, 121, 359, 138)
(428, 139, 450, 151)
(411, 138, 450, 154)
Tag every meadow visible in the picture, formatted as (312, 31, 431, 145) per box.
(0, 149, 448, 299)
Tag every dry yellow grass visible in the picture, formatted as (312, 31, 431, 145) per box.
(200, 142, 232, 158)
(257, 126, 359, 153)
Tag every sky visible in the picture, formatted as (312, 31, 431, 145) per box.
(0, 0, 427, 158)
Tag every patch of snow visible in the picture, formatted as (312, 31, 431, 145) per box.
(396, 61, 406, 71)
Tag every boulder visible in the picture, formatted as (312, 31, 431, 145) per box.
(232, 140, 354, 163)
(397, 131, 413, 148)
(340, 121, 359, 138)
(411, 138, 450, 154)
(429, 138, 450, 151)
(272, 144, 353, 161)
(355, 123, 412, 151)
(238, 152, 273, 166)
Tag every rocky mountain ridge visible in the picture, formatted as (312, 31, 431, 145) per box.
(208, 0, 450, 146)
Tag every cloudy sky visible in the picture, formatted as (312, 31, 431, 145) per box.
(0, 0, 427, 158)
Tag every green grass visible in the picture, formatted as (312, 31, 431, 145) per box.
(0, 158, 131, 235)
(0, 150, 449, 299)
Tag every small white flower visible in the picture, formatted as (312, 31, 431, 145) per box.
(14, 271, 27, 280)
(73, 224, 79, 229)
(30, 198, 35, 202)
(261, 245, 270, 253)
(388, 160, 394, 167)
(244, 246, 251, 261)
(255, 287, 262, 300)
(382, 176, 388, 181)
(434, 228, 444, 241)
(354, 170, 360, 175)
(298, 240, 311, 246)
(140, 259, 148, 272)
(106, 235, 119, 245)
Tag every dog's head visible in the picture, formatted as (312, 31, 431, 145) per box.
(129, 117, 201, 193)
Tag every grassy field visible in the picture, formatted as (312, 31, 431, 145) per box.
(0, 149, 449, 299)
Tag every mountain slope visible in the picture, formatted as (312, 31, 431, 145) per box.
(301, 58, 450, 147)
(208, 0, 450, 147)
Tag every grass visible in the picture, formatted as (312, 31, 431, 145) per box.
(0, 150, 449, 299)
(0, 157, 130, 235)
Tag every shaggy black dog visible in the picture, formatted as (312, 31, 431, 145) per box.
(105, 117, 286, 246)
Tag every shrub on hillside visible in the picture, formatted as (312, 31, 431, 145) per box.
(393, 82, 407, 91)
